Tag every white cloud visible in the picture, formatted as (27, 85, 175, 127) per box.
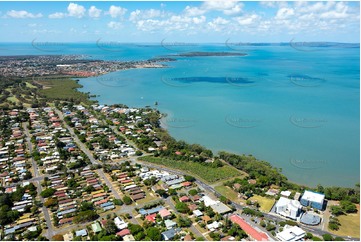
(275, 8, 295, 19)
(260, 1, 288, 8)
(48, 12, 65, 19)
(184, 6, 206, 17)
(207, 17, 229, 32)
(108, 5, 127, 18)
(28, 23, 38, 28)
(183, 1, 243, 17)
(67, 3, 86, 18)
(6, 10, 42, 18)
(234, 14, 260, 25)
(89, 6, 102, 18)
(204, 1, 244, 15)
(107, 21, 122, 29)
(129, 9, 164, 22)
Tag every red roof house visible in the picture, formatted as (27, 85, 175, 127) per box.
(229, 214, 269, 241)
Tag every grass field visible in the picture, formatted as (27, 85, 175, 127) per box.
(6, 96, 19, 103)
(331, 205, 360, 238)
(37, 77, 91, 104)
(215, 185, 239, 201)
(250, 195, 276, 212)
(25, 82, 36, 88)
(140, 156, 242, 183)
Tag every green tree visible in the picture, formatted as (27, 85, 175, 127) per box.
(40, 188, 56, 198)
(155, 189, 168, 198)
(322, 234, 334, 241)
(340, 200, 358, 213)
(113, 199, 123, 206)
(123, 196, 132, 205)
(175, 202, 190, 213)
(44, 198, 58, 208)
(128, 223, 144, 235)
(104, 220, 117, 235)
(79, 201, 94, 211)
(330, 206, 344, 216)
(188, 189, 198, 196)
(177, 216, 192, 227)
(74, 210, 98, 224)
(146, 227, 161, 241)
(184, 175, 196, 182)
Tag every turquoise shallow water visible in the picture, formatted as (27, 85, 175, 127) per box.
(1, 43, 359, 187)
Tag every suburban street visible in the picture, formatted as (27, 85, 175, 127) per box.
(53, 108, 358, 241)
(55, 108, 122, 201)
(23, 122, 54, 239)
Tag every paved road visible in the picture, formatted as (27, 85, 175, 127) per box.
(164, 196, 205, 240)
(4, 175, 45, 189)
(55, 109, 121, 201)
(23, 122, 54, 239)
(55, 109, 359, 241)
(131, 158, 359, 241)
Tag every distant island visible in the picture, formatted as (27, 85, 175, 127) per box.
(174, 51, 247, 57)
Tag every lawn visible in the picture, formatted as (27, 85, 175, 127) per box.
(7, 96, 19, 103)
(25, 82, 36, 88)
(215, 185, 239, 201)
(331, 205, 360, 238)
(140, 156, 242, 184)
(36, 77, 92, 104)
(250, 195, 276, 212)
(135, 191, 160, 206)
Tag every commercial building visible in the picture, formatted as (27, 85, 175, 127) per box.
(275, 197, 302, 220)
(300, 190, 325, 210)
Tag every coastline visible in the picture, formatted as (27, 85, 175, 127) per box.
(73, 76, 358, 190)
(0, 53, 357, 189)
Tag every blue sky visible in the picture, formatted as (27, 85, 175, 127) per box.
(0, 1, 359, 43)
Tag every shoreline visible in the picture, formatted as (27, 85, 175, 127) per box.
(73, 77, 358, 190)
(1, 53, 356, 190)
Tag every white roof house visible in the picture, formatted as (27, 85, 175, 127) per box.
(301, 190, 325, 204)
(276, 225, 306, 241)
(193, 209, 203, 217)
(202, 196, 218, 207)
(275, 197, 302, 220)
(206, 221, 222, 231)
(281, 191, 292, 198)
(114, 217, 128, 230)
(210, 202, 232, 214)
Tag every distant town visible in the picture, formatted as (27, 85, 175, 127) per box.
(0, 54, 359, 241)
(0, 55, 173, 78)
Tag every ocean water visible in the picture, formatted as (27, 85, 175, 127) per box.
(1, 43, 359, 187)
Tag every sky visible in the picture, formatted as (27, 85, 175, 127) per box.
(0, 1, 359, 43)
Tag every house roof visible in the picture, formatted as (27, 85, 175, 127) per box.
(184, 234, 193, 241)
(145, 213, 157, 223)
(193, 209, 203, 216)
(75, 229, 88, 237)
(202, 215, 211, 222)
(229, 214, 269, 241)
(301, 190, 325, 204)
(159, 208, 171, 218)
(162, 228, 181, 240)
(210, 202, 232, 214)
(188, 204, 198, 211)
(164, 219, 177, 228)
(91, 222, 102, 233)
(179, 196, 190, 202)
(116, 229, 131, 237)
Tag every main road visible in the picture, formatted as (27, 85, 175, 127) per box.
(23, 122, 54, 239)
(131, 158, 358, 241)
(54, 109, 358, 241)
(54, 109, 121, 201)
